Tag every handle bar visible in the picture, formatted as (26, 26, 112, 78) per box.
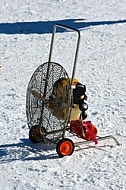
(48, 24, 81, 86)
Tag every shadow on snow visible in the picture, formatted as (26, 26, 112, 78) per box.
(0, 138, 58, 163)
(0, 18, 126, 34)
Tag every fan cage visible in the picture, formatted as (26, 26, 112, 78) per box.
(26, 62, 71, 142)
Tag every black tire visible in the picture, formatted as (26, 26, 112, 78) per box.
(56, 138, 74, 157)
(29, 125, 46, 143)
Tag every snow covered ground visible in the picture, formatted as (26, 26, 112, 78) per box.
(0, 0, 126, 189)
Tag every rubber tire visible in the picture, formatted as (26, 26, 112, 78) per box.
(56, 138, 74, 157)
(29, 125, 45, 143)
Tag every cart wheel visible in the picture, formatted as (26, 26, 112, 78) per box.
(29, 125, 46, 143)
(56, 138, 74, 157)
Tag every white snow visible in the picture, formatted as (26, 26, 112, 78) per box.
(0, 0, 126, 189)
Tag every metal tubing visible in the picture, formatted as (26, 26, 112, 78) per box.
(48, 24, 81, 85)
(48, 24, 81, 138)
(74, 135, 120, 146)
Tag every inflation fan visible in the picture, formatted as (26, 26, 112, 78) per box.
(26, 24, 120, 157)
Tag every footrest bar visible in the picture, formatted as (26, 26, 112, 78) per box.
(74, 135, 120, 147)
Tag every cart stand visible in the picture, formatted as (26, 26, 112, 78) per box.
(26, 24, 120, 157)
(47, 24, 81, 138)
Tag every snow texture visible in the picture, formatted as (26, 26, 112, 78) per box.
(0, 0, 126, 189)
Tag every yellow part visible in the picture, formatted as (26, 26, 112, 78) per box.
(70, 78, 79, 86)
(70, 104, 82, 121)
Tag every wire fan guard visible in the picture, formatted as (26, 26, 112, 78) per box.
(26, 62, 70, 142)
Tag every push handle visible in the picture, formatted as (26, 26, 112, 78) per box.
(48, 24, 81, 86)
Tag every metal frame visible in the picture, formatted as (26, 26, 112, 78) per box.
(39, 24, 81, 138)
(42, 24, 120, 145)
(27, 24, 120, 153)
(74, 135, 120, 147)
(48, 24, 81, 87)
